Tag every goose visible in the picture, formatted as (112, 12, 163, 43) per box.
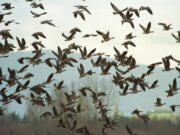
(162, 57, 172, 71)
(0, 29, 13, 39)
(45, 92, 56, 105)
(73, 10, 85, 20)
(125, 32, 136, 40)
(0, 12, 12, 22)
(149, 80, 158, 89)
(128, 7, 140, 17)
(40, 20, 56, 27)
(74, 5, 91, 14)
(53, 61, 66, 74)
(170, 105, 180, 112)
(54, 81, 64, 90)
(155, 98, 166, 107)
(171, 31, 180, 43)
(121, 18, 135, 29)
(131, 109, 142, 117)
(83, 34, 97, 38)
(30, 10, 47, 18)
(4, 20, 19, 26)
(77, 63, 86, 78)
(79, 47, 96, 59)
(100, 64, 112, 75)
(69, 27, 81, 34)
(62, 32, 75, 41)
(158, 23, 172, 31)
(139, 6, 153, 15)
(53, 106, 59, 118)
(167, 89, 177, 97)
(79, 87, 92, 96)
(172, 78, 180, 91)
(1, 3, 14, 10)
(17, 65, 29, 73)
(110, 2, 128, 18)
(32, 32, 46, 39)
(31, 2, 44, 10)
(23, 73, 34, 79)
(91, 55, 102, 67)
(96, 30, 114, 43)
(43, 73, 55, 85)
(119, 84, 129, 96)
(130, 84, 141, 94)
(30, 85, 47, 95)
(121, 40, 136, 49)
(139, 22, 153, 34)
(16, 37, 27, 50)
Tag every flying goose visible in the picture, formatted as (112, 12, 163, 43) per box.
(96, 30, 114, 43)
(79, 87, 92, 96)
(32, 32, 46, 39)
(171, 31, 180, 43)
(54, 81, 64, 90)
(155, 98, 166, 107)
(128, 7, 140, 17)
(1, 3, 14, 10)
(91, 55, 102, 67)
(139, 6, 153, 15)
(158, 23, 172, 31)
(149, 80, 158, 89)
(125, 32, 136, 40)
(121, 18, 135, 29)
(0, 12, 12, 22)
(139, 22, 153, 34)
(131, 109, 142, 117)
(43, 73, 55, 85)
(0, 29, 13, 39)
(69, 27, 81, 34)
(73, 10, 85, 20)
(110, 2, 128, 18)
(83, 34, 97, 38)
(17, 65, 29, 73)
(119, 84, 129, 96)
(4, 20, 19, 26)
(121, 40, 136, 49)
(162, 57, 172, 71)
(100, 64, 112, 75)
(170, 105, 180, 112)
(62, 27, 81, 41)
(74, 5, 91, 14)
(167, 89, 177, 97)
(23, 73, 34, 79)
(16, 37, 27, 50)
(31, 2, 44, 10)
(40, 20, 56, 27)
(77, 63, 95, 78)
(62, 32, 75, 41)
(79, 47, 96, 59)
(30, 10, 47, 18)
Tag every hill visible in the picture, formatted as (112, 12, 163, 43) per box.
(0, 50, 179, 117)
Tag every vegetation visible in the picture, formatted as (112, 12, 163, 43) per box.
(1, 77, 180, 135)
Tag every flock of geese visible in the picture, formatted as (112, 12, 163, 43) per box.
(0, 0, 180, 135)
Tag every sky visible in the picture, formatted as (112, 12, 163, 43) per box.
(1, 0, 180, 66)
(1, 0, 180, 116)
